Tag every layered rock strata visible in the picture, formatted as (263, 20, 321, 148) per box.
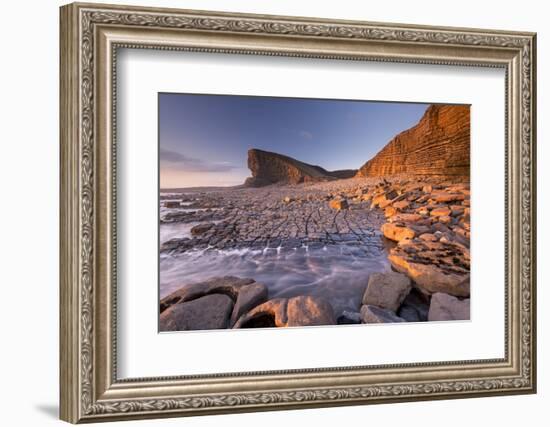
(245, 148, 357, 187)
(356, 105, 470, 177)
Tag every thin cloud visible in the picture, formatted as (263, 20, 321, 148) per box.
(299, 130, 314, 140)
(160, 148, 238, 172)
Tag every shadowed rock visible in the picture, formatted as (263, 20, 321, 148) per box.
(337, 310, 362, 324)
(428, 292, 470, 321)
(160, 276, 255, 313)
(361, 305, 406, 324)
(229, 282, 269, 326)
(190, 222, 214, 236)
(160, 294, 234, 331)
(234, 298, 288, 328)
(160, 276, 269, 332)
(164, 200, 181, 208)
(362, 272, 412, 312)
(244, 148, 357, 187)
(371, 190, 398, 209)
(397, 289, 430, 322)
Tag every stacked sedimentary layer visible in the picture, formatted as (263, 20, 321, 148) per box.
(245, 148, 357, 187)
(356, 105, 470, 177)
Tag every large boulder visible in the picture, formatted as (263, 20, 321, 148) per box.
(234, 298, 288, 328)
(159, 294, 234, 331)
(229, 282, 269, 326)
(361, 305, 406, 324)
(362, 272, 412, 312)
(428, 292, 470, 321)
(160, 276, 255, 313)
(234, 296, 336, 328)
(381, 223, 415, 242)
(160, 277, 269, 331)
(388, 240, 470, 297)
(286, 296, 336, 327)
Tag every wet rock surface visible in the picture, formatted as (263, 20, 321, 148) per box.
(160, 179, 387, 255)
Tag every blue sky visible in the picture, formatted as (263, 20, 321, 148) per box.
(159, 93, 430, 188)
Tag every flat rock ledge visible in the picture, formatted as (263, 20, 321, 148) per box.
(365, 178, 471, 299)
(356, 179, 471, 322)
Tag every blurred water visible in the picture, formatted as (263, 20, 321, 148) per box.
(160, 222, 199, 243)
(159, 239, 390, 317)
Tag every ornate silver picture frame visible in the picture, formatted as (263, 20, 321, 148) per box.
(60, 2, 536, 423)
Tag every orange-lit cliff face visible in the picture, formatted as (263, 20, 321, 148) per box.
(356, 104, 470, 178)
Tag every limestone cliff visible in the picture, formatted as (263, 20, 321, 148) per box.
(356, 105, 470, 177)
(245, 149, 356, 187)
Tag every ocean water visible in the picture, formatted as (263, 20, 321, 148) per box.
(159, 232, 391, 317)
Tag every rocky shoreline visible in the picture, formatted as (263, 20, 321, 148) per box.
(159, 175, 470, 331)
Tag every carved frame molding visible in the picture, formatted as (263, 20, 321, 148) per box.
(60, 2, 536, 423)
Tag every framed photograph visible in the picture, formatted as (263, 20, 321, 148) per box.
(60, 2, 537, 423)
